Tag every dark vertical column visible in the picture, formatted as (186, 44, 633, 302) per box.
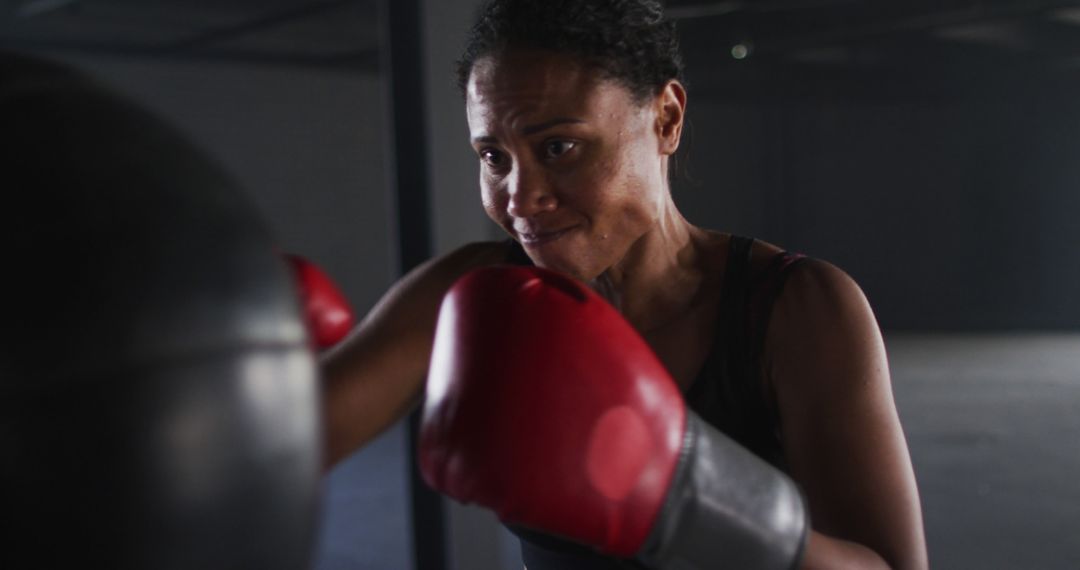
(377, 1, 447, 569)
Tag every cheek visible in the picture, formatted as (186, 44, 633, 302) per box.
(595, 154, 659, 222)
(480, 181, 508, 222)
(566, 158, 635, 216)
(615, 142, 665, 214)
(621, 134, 663, 188)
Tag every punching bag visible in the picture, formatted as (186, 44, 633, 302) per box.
(0, 53, 320, 570)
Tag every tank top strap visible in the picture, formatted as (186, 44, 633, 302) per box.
(716, 235, 756, 338)
(685, 237, 809, 470)
(712, 234, 756, 413)
(684, 235, 755, 445)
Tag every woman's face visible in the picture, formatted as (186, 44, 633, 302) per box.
(466, 49, 682, 281)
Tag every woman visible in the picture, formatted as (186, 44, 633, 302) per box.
(323, 1, 927, 568)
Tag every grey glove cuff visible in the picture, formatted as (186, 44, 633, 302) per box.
(638, 412, 809, 570)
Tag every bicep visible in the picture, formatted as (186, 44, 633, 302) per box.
(767, 260, 926, 569)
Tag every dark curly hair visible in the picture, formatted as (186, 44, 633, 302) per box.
(456, 0, 684, 102)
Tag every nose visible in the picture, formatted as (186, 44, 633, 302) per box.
(506, 164, 557, 218)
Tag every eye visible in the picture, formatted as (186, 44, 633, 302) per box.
(479, 148, 507, 168)
(543, 140, 576, 159)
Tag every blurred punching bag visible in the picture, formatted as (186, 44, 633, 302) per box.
(0, 53, 321, 569)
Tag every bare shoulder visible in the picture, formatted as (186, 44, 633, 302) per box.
(771, 257, 876, 339)
(762, 256, 928, 569)
(764, 255, 885, 393)
(736, 236, 872, 333)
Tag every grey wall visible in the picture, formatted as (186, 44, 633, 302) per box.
(674, 75, 1080, 331)
(51, 55, 397, 310)
(424, 0, 504, 254)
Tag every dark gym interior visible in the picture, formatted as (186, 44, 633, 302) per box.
(3, 1, 1079, 568)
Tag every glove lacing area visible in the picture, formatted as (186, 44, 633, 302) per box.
(637, 413, 809, 570)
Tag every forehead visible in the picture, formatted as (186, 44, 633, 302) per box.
(466, 50, 637, 130)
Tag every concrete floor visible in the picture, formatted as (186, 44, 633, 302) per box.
(313, 333, 1080, 569)
(888, 333, 1080, 569)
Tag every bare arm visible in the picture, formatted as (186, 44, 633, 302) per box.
(766, 260, 928, 570)
(320, 241, 511, 470)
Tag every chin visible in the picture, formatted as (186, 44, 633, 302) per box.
(527, 252, 601, 283)
(517, 231, 612, 282)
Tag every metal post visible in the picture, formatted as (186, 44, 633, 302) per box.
(377, 0, 446, 568)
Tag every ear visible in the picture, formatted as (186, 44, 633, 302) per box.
(654, 80, 687, 156)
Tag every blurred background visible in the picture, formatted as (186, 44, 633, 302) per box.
(3, 0, 1079, 567)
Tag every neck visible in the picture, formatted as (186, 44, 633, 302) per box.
(590, 195, 710, 333)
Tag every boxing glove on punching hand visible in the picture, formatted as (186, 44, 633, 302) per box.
(284, 255, 354, 349)
(419, 266, 808, 570)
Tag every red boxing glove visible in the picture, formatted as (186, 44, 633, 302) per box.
(285, 254, 354, 350)
(419, 266, 807, 569)
(420, 266, 685, 554)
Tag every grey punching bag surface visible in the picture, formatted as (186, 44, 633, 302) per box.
(0, 53, 321, 570)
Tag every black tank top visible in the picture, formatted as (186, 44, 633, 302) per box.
(504, 235, 807, 569)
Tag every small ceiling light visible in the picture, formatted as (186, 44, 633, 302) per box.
(731, 43, 751, 60)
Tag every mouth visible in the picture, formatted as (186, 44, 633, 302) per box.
(516, 225, 578, 246)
